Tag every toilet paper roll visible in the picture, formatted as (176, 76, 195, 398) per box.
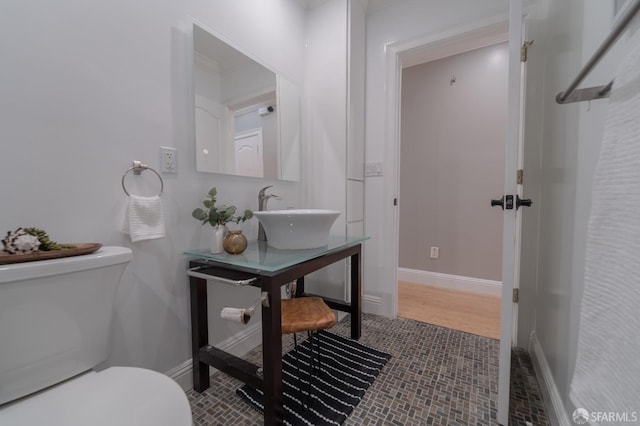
(221, 307, 249, 324)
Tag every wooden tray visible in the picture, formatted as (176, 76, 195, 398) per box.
(0, 243, 103, 265)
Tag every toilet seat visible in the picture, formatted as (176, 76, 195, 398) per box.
(0, 367, 192, 426)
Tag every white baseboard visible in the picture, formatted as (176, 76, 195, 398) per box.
(218, 321, 263, 356)
(166, 321, 263, 392)
(398, 268, 502, 297)
(165, 358, 193, 392)
(362, 294, 383, 315)
(336, 311, 350, 322)
(529, 331, 571, 426)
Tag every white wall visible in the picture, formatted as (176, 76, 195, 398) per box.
(0, 0, 306, 385)
(303, 0, 366, 302)
(347, 0, 366, 241)
(304, 0, 349, 300)
(522, 0, 636, 422)
(305, 0, 348, 219)
(364, 0, 509, 316)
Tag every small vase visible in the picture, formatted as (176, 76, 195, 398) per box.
(210, 225, 226, 254)
(223, 230, 248, 254)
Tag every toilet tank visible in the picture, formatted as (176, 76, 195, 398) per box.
(0, 246, 132, 405)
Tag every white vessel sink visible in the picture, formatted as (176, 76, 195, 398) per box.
(253, 209, 341, 250)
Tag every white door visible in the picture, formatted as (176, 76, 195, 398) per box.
(234, 129, 264, 178)
(195, 94, 231, 174)
(497, 0, 525, 424)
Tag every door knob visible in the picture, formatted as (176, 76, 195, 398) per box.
(516, 195, 533, 210)
(491, 195, 514, 210)
(491, 196, 505, 210)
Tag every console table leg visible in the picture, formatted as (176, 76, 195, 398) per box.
(350, 249, 362, 340)
(190, 275, 210, 392)
(262, 282, 284, 424)
(295, 277, 305, 297)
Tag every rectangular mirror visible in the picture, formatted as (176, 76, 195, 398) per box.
(193, 23, 301, 181)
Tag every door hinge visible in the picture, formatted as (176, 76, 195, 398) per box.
(393, 198, 398, 206)
(512, 288, 519, 303)
(517, 169, 524, 185)
(521, 40, 534, 62)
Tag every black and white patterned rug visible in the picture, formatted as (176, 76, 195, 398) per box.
(236, 330, 391, 426)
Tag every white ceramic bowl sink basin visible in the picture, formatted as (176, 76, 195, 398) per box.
(253, 209, 341, 249)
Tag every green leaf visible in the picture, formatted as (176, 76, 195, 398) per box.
(193, 186, 252, 227)
(219, 209, 232, 224)
(192, 208, 207, 221)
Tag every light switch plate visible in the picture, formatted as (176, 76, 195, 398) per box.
(364, 162, 383, 177)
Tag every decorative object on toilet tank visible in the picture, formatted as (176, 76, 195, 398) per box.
(0, 227, 102, 265)
(2, 227, 73, 254)
(23, 227, 74, 251)
(2, 228, 41, 254)
(192, 187, 253, 254)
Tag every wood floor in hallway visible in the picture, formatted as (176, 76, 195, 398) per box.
(398, 281, 501, 339)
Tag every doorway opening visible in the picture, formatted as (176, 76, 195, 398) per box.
(382, 13, 524, 425)
(397, 42, 508, 340)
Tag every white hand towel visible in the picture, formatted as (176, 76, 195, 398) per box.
(124, 194, 166, 242)
(570, 24, 640, 419)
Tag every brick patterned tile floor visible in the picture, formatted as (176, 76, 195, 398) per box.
(187, 314, 549, 425)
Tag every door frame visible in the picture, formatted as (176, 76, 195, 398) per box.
(382, 11, 521, 426)
(384, 14, 510, 319)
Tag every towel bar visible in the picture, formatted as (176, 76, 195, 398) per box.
(121, 161, 164, 196)
(556, 0, 640, 104)
(187, 266, 258, 286)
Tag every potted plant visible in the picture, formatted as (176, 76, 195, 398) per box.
(192, 187, 253, 254)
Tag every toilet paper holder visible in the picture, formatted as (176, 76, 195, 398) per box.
(187, 266, 269, 324)
(220, 292, 269, 325)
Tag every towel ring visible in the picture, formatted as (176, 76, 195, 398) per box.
(121, 161, 164, 197)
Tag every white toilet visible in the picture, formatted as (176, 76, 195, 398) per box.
(0, 246, 192, 425)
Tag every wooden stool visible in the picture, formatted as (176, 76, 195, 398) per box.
(281, 296, 336, 406)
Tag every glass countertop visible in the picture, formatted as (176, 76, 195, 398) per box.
(184, 235, 369, 272)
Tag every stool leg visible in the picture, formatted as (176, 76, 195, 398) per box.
(307, 331, 315, 373)
(309, 331, 321, 375)
(316, 331, 323, 375)
(306, 331, 315, 405)
(292, 333, 308, 408)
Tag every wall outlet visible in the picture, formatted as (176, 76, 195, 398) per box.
(430, 246, 439, 259)
(160, 146, 177, 174)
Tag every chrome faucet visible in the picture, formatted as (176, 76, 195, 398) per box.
(258, 185, 281, 241)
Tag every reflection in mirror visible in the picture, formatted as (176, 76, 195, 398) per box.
(193, 24, 301, 181)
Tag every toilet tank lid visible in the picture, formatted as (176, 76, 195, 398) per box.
(0, 246, 132, 284)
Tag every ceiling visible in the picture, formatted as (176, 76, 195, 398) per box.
(297, 0, 399, 14)
(193, 25, 253, 71)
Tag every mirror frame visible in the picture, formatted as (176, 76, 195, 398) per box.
(189, 20, 301, 182)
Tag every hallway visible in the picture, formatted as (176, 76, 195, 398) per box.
(398, 281, 501, 339)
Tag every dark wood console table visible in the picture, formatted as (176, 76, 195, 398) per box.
(184, 236, 367, 425)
